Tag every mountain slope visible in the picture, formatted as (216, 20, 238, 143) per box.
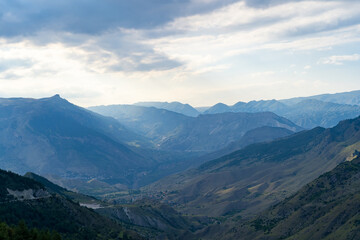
(89, 104, 301, 153)
(222, 154, 360, 240)
(24, 172, 202, 239)
(193, 126, 295, 167)
(24, 172, 104, 206)
(0, 95, 154, 182)
(0, 169, 141, 240)
(145, 115, 360, 218)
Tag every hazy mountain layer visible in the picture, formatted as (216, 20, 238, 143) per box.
(203, 99, 360, 129)
(134, 101, 200, 117)
(89, 104, 301, 153)
(281, 89, 360, 106)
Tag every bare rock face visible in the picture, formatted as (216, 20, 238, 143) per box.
(7, 188, 50, 200)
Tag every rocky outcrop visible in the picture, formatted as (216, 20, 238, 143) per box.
(7, 188, 50, 200)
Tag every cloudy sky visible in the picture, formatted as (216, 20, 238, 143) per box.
(0, 0, 359, 107)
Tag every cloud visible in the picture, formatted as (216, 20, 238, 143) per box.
(1, 0, 360, 75)
(148, 1, 360, 72)
(0, 0, 240, 37)
(0, 57, 33, 73)
(250, 71, 275, 78)
(0, 0, 359, 107)
(319, 54, 360, 65)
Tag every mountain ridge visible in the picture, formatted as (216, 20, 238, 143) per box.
(89, 104, 302, 153)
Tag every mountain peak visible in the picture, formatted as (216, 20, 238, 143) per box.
(44, 94, 68, 104)
(51, 94, 61, 99)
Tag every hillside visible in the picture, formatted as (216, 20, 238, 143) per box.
(145, 115, 360, 218)
(89, 104, 301, 153)
(24, 172, 202, 239)
(220, 154, 360, 239)
(0, 221, 62, 240)
(24, 172, 104, 206)
(193, 126, 295, 167)
(0, 95, 151, 180)
(0, 169, 141, 240)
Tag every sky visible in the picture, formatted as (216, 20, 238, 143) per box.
(0, 0, 359, 107)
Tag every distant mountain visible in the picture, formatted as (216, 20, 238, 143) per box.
(282, 99, 360, 129)
(88, 104, 189, 142)
(281, 89, 360, 106)
(89, 104, 301, 153)
(203, 99, 360, 129)
(221, 154, 360, 240)
(145, 115, 360, 218)
(134, 101, 200, 117)
(195, 106, 210, 113)
(204, 100, 288, 115)
(203, 103, 231, 114)
(0, 169, 140, 240)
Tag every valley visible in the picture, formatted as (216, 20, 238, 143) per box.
(2, 1, 359, 239)
(0, 90, 360, 239)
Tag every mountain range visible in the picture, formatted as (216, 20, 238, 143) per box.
(203, 99, 360, 129)
(134, 101, 200, 117)
(96, 90, 360, 130)
(89, 105, 301, 153)
(280, 89, 360, 106)
(1, 90, 360, 239)
(0, 95, 203, 188)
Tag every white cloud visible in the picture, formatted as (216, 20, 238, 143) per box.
(149, 1, 360, 72)
(318, 54, 360, 65)
(250, 71, 275, 78)
(0, 1, 360, 106)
